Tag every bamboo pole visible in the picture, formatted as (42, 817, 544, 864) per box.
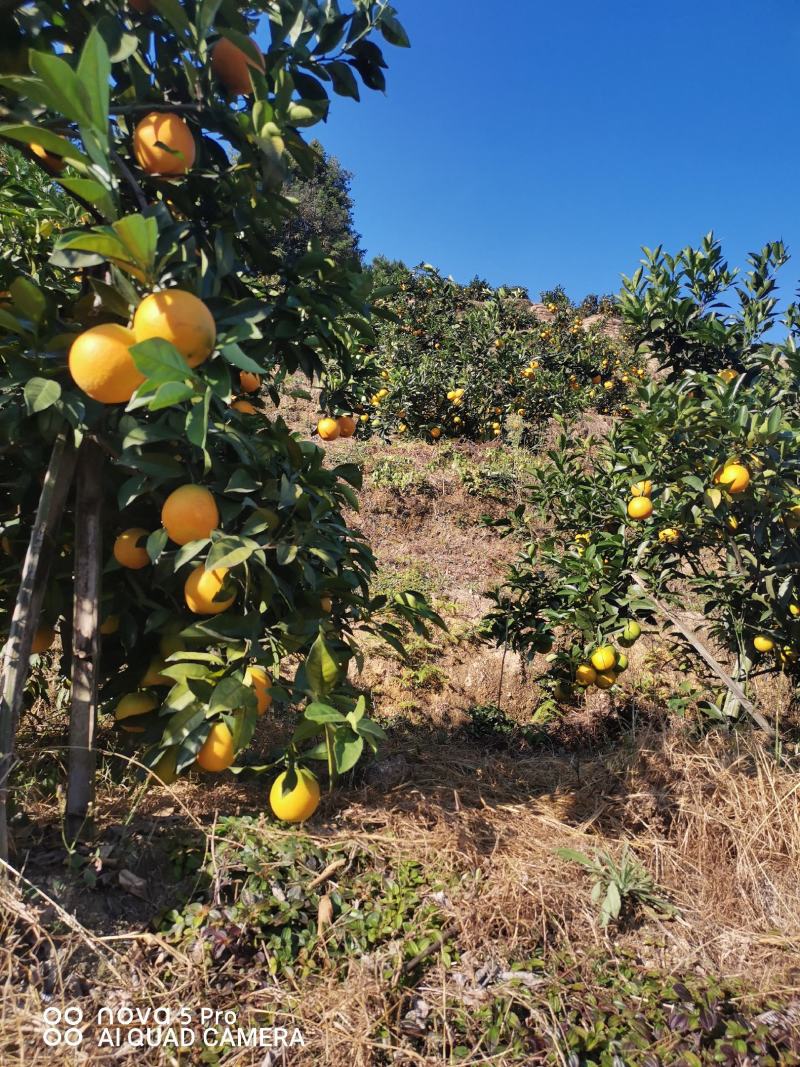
(65, 438, 104, 842)
(0, 432, 77, 862)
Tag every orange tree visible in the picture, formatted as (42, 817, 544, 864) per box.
(485, 236, 800, 727)
(0, 0, 436, 854)
(318, 259, 645, 444)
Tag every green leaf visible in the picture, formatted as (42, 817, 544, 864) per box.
(219, 342, 266, 374)
(186, 389, 211, 450)
(210, 675, 255, 715)
(304, 630, 340, 698)
(23, 378, 61, 414)
(604, 881, 622, 920)
(206, 535, 259, 571)
(149, 381, 195, 410)
(76, 26, 111, 149)
(0, 125, 88, 163)
(303, 701, 347, 724)
(130, 338, 194, 381)
(10, 277, 46, 325)
(161, 703, 209, 746)
(332, 728, 364, 773)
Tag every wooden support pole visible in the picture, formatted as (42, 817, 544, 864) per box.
(65, 438, 104, 843)
(0, 432, 77, 863)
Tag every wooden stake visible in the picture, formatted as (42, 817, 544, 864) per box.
(65, 438, 104, 843)
(0, 432, 77, 862)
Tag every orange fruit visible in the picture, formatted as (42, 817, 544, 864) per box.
(31, 143, 66, 174)
(317, 417, 340, 441)
(627, 496, 653, 520)
(575, 664, 597, 687)
(133, 290, 216, 368)
(211, 37, 265, 96)
(594, 671, 618, 690)
(631, 480, 652, 497)
(100, 614, 119, 635)
(753, 635, 774, 653)
(113, 528, 150, 570)
(590, 645, 616, 672)
(269, 768, 320, 823)
(161, 484, 219, 545)
(140, 657, 172, 686)
(244, 666, 272, 716)
(337, 415, 357, 438)
(115, 692, 158, 730)
(658, 527, 680, 544)
(320, 596, 333, 614)
(430, 427, 442, 439)
(239, 371, 261, 393)
(718, 368, 737, 383)
(30, 626, 55, 654)
(133, 112, 195, 175)
(159, 632, 186, 659)
(231, 400, 257, 414)
(184, 564, 235, 614)
(151, 748, 178, 785)
(196, 722, 235, 772)
(715, 463, 750, 494)
(69, 323, 145, 404)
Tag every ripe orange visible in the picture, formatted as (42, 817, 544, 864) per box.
(133, 112, 196, 175)
(31, 626, 55, 654)
(239, 371, 261, 393)
(575, 663, 597, 686)
(627, 496, 653, 520)
(113, 528, 150, 569)
(133, 290, 216, 368)
(244, 666, 272, 716)
(658, 527, 680, 544)
(184, 564, 235, 614)
(337, 415, 357, 438)
(100, 614, 119, 635)
(161, 484, 219, 545)
(196, 722, 235, 772)
(69, 323, 145, 403)
(430, 427, 442, 439)
(231, 400, 257, 414)
(320, 596, 333, 614)
(115, 692, 158, 731)
(715, 463, 750, 494)
(631, 480, 653, 497)
(753, 635, 775, 653)
(594, 671, 617, 690)
(317, 417, 340, 441)
(590, 645, 616, 672)
(31, 143, 66, 173)
(269, 768, 320, 823)
(159, 631, 186, 658)
(152, 748, 178, 785)
(141, 657, 172, 686)
(718, 368, 737, 383)
(211, 36, 265, 96)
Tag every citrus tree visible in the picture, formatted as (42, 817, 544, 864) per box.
(0, 0, 432, 857)
(316, 259, 644, 445)
(486, 236, 800, 728)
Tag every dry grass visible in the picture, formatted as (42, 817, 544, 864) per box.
(2, 729, 800, 1065)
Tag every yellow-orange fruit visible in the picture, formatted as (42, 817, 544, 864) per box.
(211, 36, 265, 96)
(575, 663, 597, 687)
(115, 692, 158, 725)
(161, 484, 219, 546)
(590, 645, 616, 672)
(152, 748, 178, 785)
(269, 768, 320, 822)
(231, 400, 257, 414)
(196, 722, 235, 772)
(627, 496, 653, 520)
(320, 596, 333, 614)
(715, 463, 750, 494)
(133, 112, 195, 175)
(337, 415, 357, 438)
(239, 371, 261, 393)
(317, 417, 340, 441)
(184, 564, 235, 615)
(631, 480, 653, 497)
(31, 626, 55, 654)
(31, 143, 66, 174)
(141, 657, 173, 687)
(595, 671, 618, 690)
(244, 666, 272, 716)
(133, 290, 216, 368)
(113, 528, 150, 570)
(100, 614, 119, 635)
(69, 323, 145, 404)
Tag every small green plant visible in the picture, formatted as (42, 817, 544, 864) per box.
(558, 846, 677, 928)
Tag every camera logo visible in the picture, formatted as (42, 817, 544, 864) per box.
(43, 1006, 84, 1047)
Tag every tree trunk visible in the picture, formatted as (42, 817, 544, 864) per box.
(0, 433, 77, 863)
(65, 438, 104, 843)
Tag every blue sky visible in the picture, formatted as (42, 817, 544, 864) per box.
(317, 0, 800, 302)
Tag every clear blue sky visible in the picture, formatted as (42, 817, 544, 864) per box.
(317, 0, 800, 302)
